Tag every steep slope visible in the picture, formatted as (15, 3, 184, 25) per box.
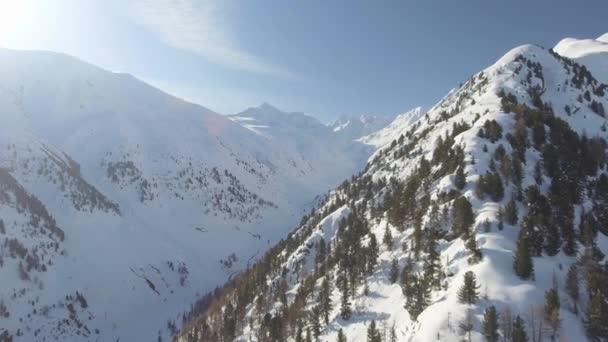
(0, 49, 373, 342)
(177, 36, 608, 342)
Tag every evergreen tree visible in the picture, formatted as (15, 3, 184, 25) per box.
(459, 309, 475, 342)
(512, 315, 529, 342)
(513, 228, 534, 280)
(337, 329, 347, 342)
(544, 288, 561, 340)
(383, 225, 393, 249)
(458, 271, 480, 304)
(310, 305, 321, 339)
(504, 197, 518, 225)
(295, 321, 304, 342)
(222, 303, 236, 341)
(497, 207, 505, 231)
(340, 277, 352, 320)
(390, 321, 397, 342)
(466, 229, 483, 264)
(585, 291, 608, 340)
(315, 238, 327, 272)
(305, 326, 312, 342)
(452, 196, 475, 238)
(584, 257, 608, 340)
(367, 320, 382, 342)
(565, 264, 579, 315)
(482, 305, 499, 342)
(534, 161, 543, 185)
(455, 166, 467, 190)
(319, 277, 332, 325)
(424, 230, 442, 288)
(404, 273, 431, 320)
(367, 233, 379, 274)
(390, 259, 400, 284)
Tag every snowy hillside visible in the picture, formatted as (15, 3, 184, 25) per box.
(177, 34, 608, 342)
(0, 48, 376, 342)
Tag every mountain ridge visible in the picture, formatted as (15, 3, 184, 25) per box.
(176, 35, 608, 342)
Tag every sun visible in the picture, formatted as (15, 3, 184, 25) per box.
(0, 0, 35, 45)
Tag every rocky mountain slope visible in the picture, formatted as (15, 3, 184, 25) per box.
(177, 34, 608, 342)
(0, 48, 377, 342)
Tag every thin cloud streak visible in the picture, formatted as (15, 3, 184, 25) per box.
(130, 0, 300, 80)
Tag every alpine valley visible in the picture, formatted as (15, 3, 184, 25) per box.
(176, 34, 608, 342)
(0, 48, 396, 341)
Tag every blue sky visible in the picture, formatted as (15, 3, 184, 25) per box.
(1, 0, 607, 121)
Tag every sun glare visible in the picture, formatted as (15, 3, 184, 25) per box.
(0, 0, 35, 45)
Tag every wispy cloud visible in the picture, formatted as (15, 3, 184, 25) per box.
(130, 0, 299, 80)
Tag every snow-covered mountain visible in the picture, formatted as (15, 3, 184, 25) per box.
(330, 114, 398, 143)
(177, 34, 608, 342)
(0, 48, 380, 342)
(359, 107, 424, 149)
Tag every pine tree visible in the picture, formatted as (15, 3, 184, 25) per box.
(367, 233, 379, 274)
(424, 230, 442, 288)
(310, 305, 321, 339)
(316, 238, 327, 268)
(544, 288, 561, 340)
(319, 277, 332, 325)
(513, 228, 534, 280)
(222, 303, 236, 341)
(455, 166, 467, 190)
(459, 309, 474, 342)
(504, 197, 518, 225)
(389, 321, 397, 342)
(497, 207, 504, 231)
(534, 161, 543, 185)
(458, 271, 480, 304)
(367, 320, 382, 342)
(585, 291, 608, 340)
(512, 315, 529, 342)
(584, 256, 608, 340)
(295, 321, 304, 342)
(383, 225, 393, 249)
(337, 329, 347, 342)
(390, 259, 399, 284)
(482, 306, 499, 342)
(565, 264, 579, 315)
(340, 277, 352, 320)
(466, 229, 483, 264)
(452, 196, 475, 238)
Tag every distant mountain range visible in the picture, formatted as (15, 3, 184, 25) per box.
(0, 48, 400, 341)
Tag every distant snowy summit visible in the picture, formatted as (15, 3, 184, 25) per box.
(555, 33, 608, 82)
(330, 113, 398, 142)
(359, 106, 424, 149)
